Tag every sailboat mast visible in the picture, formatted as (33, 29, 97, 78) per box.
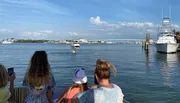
(169, 5, 171, 19)
(161, 8, 164, 19)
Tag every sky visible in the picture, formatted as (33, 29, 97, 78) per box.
(0, 0, 180, 40)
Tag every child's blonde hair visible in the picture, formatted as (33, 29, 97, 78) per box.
(0, 64, 8, 87)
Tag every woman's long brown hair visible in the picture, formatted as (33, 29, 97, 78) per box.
(26, 51, 50, 87)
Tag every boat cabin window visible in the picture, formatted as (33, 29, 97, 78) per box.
(166, 35, 173, 36)
(160, 32, 169, 35)
(160, 32, 174, 36)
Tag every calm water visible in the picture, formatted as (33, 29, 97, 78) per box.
(1, 43, 180, 103)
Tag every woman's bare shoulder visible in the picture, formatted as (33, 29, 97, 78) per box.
(90, 85, 98, 89)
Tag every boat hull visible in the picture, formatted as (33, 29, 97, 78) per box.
(2, 41, 12, 44)
(155, 43, 179, 53)
(71, 43, 80, 47)
(71, 46, 80, 47)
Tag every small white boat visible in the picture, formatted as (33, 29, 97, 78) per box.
(155, 17, 179, 53)
(71, 43, 80, 47)
(2, 40, 13, 44)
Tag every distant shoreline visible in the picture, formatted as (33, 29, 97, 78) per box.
(1, 39, 155, 44)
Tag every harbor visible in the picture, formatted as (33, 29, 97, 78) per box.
(1, 43, 180, 103)
(0, 38, 154, 44)
(1, 0, 180, 103)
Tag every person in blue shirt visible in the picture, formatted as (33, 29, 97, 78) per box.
(72, 59, 124, 103)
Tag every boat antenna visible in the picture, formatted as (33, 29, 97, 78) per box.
(162, 8, 164, 19)
(169, 5, 171, 19)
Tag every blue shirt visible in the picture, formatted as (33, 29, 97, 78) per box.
(77, 84, 124, 103)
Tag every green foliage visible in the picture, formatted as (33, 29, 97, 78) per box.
(176, 31, 180, 35)
(15, 39, 49, 43)
(66, 40, 78, 43)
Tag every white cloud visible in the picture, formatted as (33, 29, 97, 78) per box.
(68, 32, 88, 36)
(0, 29, 89, 39)
(89, 16, 161, 39)
(89, 16, 156, 28)
(69, 32, 80, 36)
(89, 16, 180, 39)
(119, 22, 155, 28)
(22, 30, 54, 39)
(22, 32, 43, 37)
(39, 30, 53, 34)
(173, 24, 180, 29)
(0, 29, 12, 33)
(90, 16, 107, 25)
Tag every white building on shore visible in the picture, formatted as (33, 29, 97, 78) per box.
(76, 39, 88, 43)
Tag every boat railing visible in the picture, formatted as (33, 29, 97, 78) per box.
(123, 99, 130, 103)
(9, 86, 28, 103)
(9, 87, 130, 103)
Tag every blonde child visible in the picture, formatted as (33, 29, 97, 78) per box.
(56, 68, 88, 103)
(0, 64, 16, 103)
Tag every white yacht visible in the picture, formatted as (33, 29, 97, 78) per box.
(2, 40, 13, 44)
(155, 17, 179, 53)
(71, 43, 80, 47)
